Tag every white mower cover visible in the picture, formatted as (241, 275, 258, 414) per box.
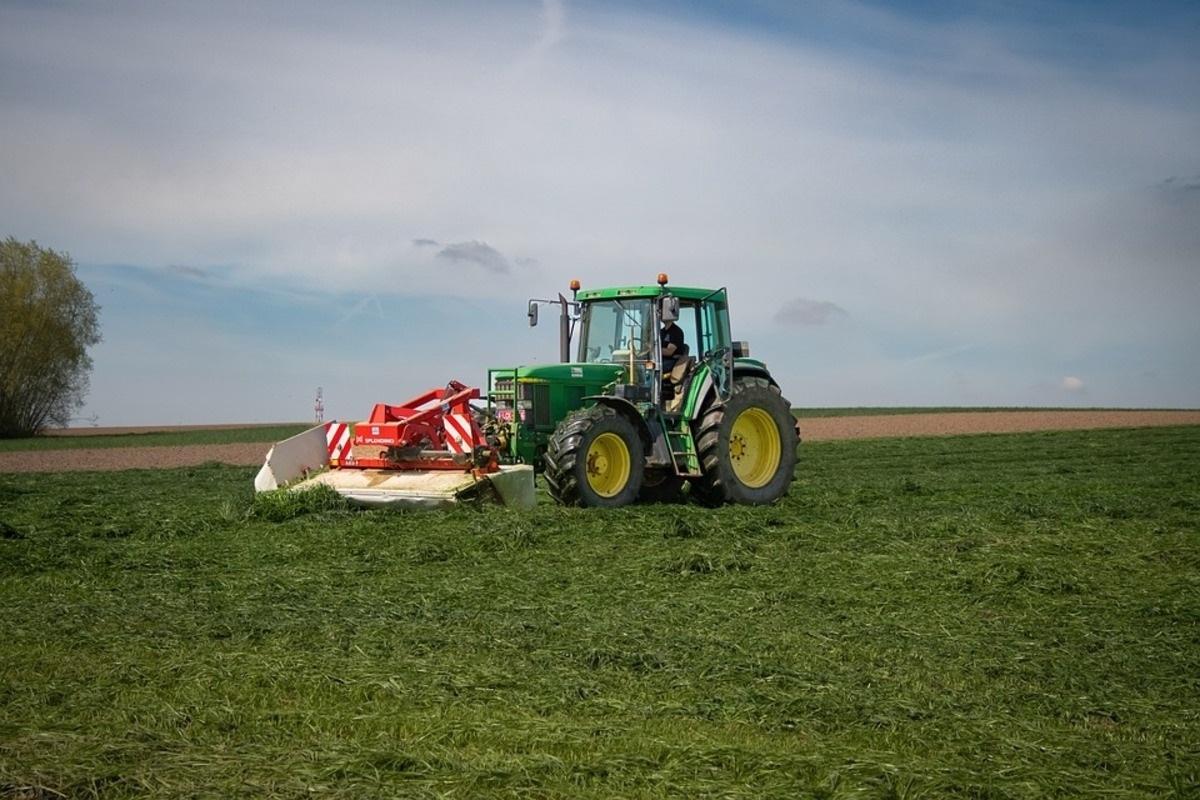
(254, 425, 330, 492)
(253, 424, 535, 509)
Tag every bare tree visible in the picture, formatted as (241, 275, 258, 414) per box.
(0, 238, 101, 437)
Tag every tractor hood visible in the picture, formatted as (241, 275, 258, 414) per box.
(489, 362, 626, 384)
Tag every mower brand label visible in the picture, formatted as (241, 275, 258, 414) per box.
(571, 367, 583, 377)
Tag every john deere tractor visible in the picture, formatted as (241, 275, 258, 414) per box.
(485, 275, 799, 507)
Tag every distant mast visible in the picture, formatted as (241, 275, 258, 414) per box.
(314, 386, 324, 423)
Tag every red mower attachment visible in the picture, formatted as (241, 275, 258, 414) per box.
(254, 380, 532, 509)
(334, 380, 498, 474)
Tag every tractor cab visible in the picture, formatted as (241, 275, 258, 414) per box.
(571, 277, 735, 412)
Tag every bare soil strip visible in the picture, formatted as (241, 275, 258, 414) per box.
(799, 409, 1200, 441)
(2, 410, 1198, 474)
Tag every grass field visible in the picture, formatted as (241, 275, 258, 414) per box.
(1, 426, 1197, 798)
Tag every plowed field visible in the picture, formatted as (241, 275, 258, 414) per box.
(1, 410, 1197, 473)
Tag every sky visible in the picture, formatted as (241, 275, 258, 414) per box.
(1, 0, 1197, 425)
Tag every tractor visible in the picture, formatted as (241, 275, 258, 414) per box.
(254, 274, 798, 509)
(484, 274, 798, 507)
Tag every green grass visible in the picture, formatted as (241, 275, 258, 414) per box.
(0, 424, 311, 452)
(1, 426, 1198, 798)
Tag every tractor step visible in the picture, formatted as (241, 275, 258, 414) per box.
(666, 426, 702, 477)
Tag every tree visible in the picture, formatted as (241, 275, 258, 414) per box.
(0, 238, 101, 437)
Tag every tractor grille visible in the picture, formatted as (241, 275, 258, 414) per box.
(533, 384, 551, 427)
(517, 382, 552, 428)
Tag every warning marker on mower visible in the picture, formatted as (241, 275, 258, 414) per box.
(442, 412, 475, 454)
(326, 422, 353, 464)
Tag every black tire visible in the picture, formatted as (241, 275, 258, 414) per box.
(543, 405, 645, 507)
(638, 469, 686, 504)
(692, 377, 798, 505)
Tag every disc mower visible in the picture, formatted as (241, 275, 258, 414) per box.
(254, 381, 535, 508)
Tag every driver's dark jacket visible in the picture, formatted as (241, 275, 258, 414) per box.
(660, 323, 684, 369)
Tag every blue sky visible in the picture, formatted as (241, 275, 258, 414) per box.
(2, 0, 1197, 424)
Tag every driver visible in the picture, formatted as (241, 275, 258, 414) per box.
(660, 317, 685, 373)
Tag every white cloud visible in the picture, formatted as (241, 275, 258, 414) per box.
(1060, 376, 1085, 393)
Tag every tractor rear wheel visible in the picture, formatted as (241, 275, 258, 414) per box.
(544, 405, 645, 507)
(692, 377, 797, 505)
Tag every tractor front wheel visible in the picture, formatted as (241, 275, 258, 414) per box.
(544, 405, 645, 507)
(692, 377, 797, 505)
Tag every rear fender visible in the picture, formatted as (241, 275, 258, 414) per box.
(734, 364, 777, 388)
(683, 364, 778, 421)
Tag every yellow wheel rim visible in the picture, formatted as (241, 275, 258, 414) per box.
(729, 407, 782, 489)
(585, 432, 632, 498)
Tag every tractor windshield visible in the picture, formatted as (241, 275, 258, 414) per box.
(578, 298, 655, 364)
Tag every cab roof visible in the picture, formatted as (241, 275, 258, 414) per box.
(574, 285, 726, 302)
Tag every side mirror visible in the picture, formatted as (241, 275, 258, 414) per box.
(527, 301, 539, 327)
(661, 295, 680, 322)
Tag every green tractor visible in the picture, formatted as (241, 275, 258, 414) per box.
(485, 275, 799, 507)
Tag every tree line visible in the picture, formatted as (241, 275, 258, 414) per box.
(0, 237, 101, 437)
